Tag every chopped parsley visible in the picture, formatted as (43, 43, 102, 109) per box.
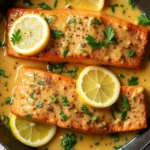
(1, 115, 10, 131)
(90, 18, 102, 25)
(60, 133, 77, 150)
(36, 101, 43, 108)
(92, 116, 98, 121)
(121, 110, 127, 120)
(11, 29, 22, 45)
(54, 0, 58, 8)
(126, 50, 136, 57)
(52, 97, 57, 103)
(128, 76, 138, 85)
(86, 35, 101, 50)
(5, 97, 13, 105)
(118, 74, 125, 78)
(0, 41, 5, 47)
(114, 146, 122, 150)
(103, 26, 116, 48)
(45, 17, 53, 23)
(52, 30, 64, 39)
(68, 18, 76, 24)
(0, 69, 8, 78)
(122, 95, 130, 111)
(109, 4, 118, 13)
(61, 96, 69, 106)
(37, 80, 44, 85)
(23, 0, 34, 6)
(4, 81, 8, 87)
(95, 142, 100, 145)
(38, 2, 52, 10)
(30, 92, 35, 100)
(110, 111, 116, 120)
(128, 0, 135, 9)
(60, 111, 67, 121)
(109, 133, 120, 142)
(65, 0, 68, 4)
(62, 48, 68, 57)
(63, 68, 78, 78)
(138, 14, 150, 26)
(25, 113, 33, 118)
(81, 49, 88, 53)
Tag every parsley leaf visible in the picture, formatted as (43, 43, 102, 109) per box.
(52, 30, 64, 39)
(5, 97, 13, 105)
(118, 74, 125, 78)
(60, 133, 77, 150)
(61, 96, 69, 106)
(138, 14, 150, 26)
(63, 68, 78, 78)
(121, 110, 127, 120)
(90, 18, 102, 25)
(62, 48, 68, 57)
(52, 96, 57, 103)
(30, 92, 35, 100)
(126, 50, 136, 57)
(86, 35, 101, 50)
(54, 0, 58, 8)
(45, 17, 53, 23)
(65, 0, 68, 4)
(103, 26, 116, 47)
(114, 145, 122, 150)
(81, 105, 92, 116)
(36, 101, 43, 108)
(60, 111, 67, 121)
(122, 95, 130, 111)
(68, 18, 76, 24)
(0, 69, 8, 78)
(1, 115, 10, 131)
(11, 29, 22, 45)
(110, 111, 116, 120)
(109, 133, 120, 142)
(25, 113, 33, 118)
(38, 2, 52, 10)
(0, 41, 5, 47)
(109, 4, 118, 13)
(128, 0, 135, 9)
(37, 80, 44, 85)
(128, 76, 138, 85)
(23, 0, 34, 6)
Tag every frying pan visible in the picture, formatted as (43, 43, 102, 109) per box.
(0, 0, 150, 149)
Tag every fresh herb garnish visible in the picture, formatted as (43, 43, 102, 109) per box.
(63, 68, 78, 78)
(62, 48, 68, 57)
(11, 29, 22, 45)
(37, 80, 44, 85)
(25, 113, 33, 118)
(109, 133, 120, 142)
(60, 111, 67, 121)
(61, 96, 69, 106)
(90, 18, 102, 25)
(128, 76, 138, 85)
(23, 0, 34, 6)
(68, 18, 76, 24)
(4, 81, 8, 87)
(86, 35, 101, 50)
(114, 145, 122, 150)
(110, 111, 116, 120)
(38, 2, 52, 10)
(54, 0, 58, 8)
(0, 69, 8, 78)
(81, 49, 88, 53)
(52, 97, 57, 103)
(92, 115, 98, 121)
(30, 92, 35, 100)
(103, 26, 116, 47)
(109, 4, 118, 13)
(60, 133, 77, 150)
(128, 0, 135, 9)
(121, 110, 127, 120)
(118, 74, 125, 78)
(36, 101, 43, 108)
(126, 50, 136, 57)
(1, 115, 10, 131)
(95, 142, 100, 145)
(122, 95, 130, 111)
(138, 14, 150, 26)
(45, 17, 53, 23)
(0, 41, 5, 47)
(5, 97, 13, 105)
(65, 0, 68, 4)
(52, 30, 64, 39)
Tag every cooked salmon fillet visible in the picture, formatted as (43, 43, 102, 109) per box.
(11, 67, 147, 133)
(7, 8, 148, 69)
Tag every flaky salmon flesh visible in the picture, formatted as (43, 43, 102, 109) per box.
(7, 8, 148, 68)
(11, 67, 147, 134)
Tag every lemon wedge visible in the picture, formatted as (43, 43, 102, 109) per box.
(77, 66, 120, 108)
(68, 0, 105, 11)
(9, 114, 57, 147)
(9, 14, 50, 56)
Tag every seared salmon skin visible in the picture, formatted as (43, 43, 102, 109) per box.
(7, 8, 148, 68)
(11, 67, 147, 134)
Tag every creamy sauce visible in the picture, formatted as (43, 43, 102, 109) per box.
(0, 0, 150, 150)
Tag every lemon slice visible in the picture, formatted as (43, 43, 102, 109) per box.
(68, 0, 105, 11)
(9, 14, 50, 56)
(9, 114, 57, 147)
(77, 66, 120, 108)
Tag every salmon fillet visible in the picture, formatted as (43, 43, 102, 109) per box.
(7, 8, 148, 69)
(11, 67, 147, 134)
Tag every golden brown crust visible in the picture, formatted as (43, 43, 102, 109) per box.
(11, 67, 147, 133)
(7, 8, 149, 69)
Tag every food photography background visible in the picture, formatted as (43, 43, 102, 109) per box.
(0, 0, 150, 150)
